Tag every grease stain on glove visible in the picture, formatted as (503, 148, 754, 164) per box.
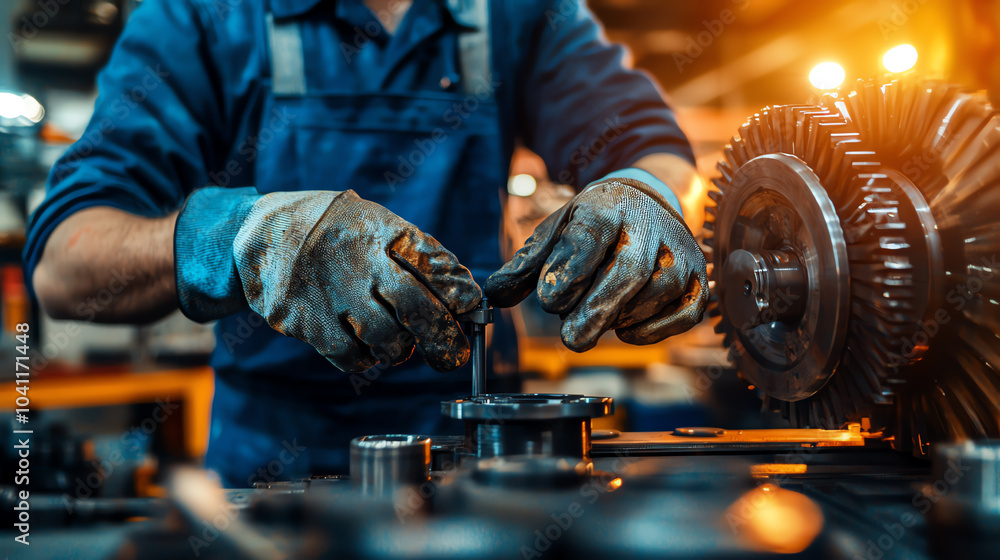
(486, 177, 708, 352)
(233, 190, 482, 373)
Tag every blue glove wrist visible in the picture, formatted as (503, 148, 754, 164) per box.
(175, 187, 260, 322)
(591, 168, 684, 219)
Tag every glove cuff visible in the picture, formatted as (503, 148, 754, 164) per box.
(175, 187, 260, 323)
(589, 168, 684, 218)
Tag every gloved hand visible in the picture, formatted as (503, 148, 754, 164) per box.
(175, 188, 481, 372)
(485, 175, 708, 352)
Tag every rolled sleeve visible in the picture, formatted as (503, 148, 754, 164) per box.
(23, 0, 228, 300)
(518, 0, 694, 188)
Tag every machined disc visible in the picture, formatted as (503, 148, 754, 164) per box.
(709, 77, 1000, 453)
(442, 393, 613, 421)
(714, 154, 850, 401)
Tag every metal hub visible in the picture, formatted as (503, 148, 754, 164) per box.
(723, 248, 808, 329)
(714, 154, 850, 402)
(443, 393, 613, 420)
(709, 78, 1000, 450)
(442, 394, 614, 460)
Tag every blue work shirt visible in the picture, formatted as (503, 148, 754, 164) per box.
(24, 0, 693, 485)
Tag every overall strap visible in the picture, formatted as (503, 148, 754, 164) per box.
(447, 0, 492, 96)
(266, 12, 307, 96)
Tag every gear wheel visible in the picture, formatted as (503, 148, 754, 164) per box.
(707, 79, 1000, 454)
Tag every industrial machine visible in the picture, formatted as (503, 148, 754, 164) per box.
(706, 77, 1000, 452)
(4, 77, 999, 559)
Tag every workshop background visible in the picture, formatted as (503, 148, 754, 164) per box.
(0, 0, 997, 505)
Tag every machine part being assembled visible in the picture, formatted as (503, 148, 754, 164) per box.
(707, 78, 1000, 454)
(714, 154, 851, 401)
(442, 393, 614, 460)
(458, 298, 494, 397)
(349, 435, 431, 498)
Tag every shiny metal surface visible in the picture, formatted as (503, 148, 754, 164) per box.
(708, 77, 1000, 453)
(443, 394, 614, 460)
(722, 248, 808, 329)
(466, 416, 594, 459)
(470, 456, 592, 489)
(592, 424, 868, 455)
(443, 393, 613, 420)
(349, 435, 431, 498)
(458, 299, 493, 397)
(713, 153, 850, 402)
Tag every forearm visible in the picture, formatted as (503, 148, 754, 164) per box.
(631, 153, 707, 234)
(32, 207, 179, 324)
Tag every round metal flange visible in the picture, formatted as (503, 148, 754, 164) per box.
(442, 393, 614, 421)
(880, 168, 945, 364)
(442, 394, 613, 461)
(714, 153, 850, 401)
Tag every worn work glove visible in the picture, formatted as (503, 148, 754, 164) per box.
(485, 170, 708, 352)
(175, 188, 481, 372)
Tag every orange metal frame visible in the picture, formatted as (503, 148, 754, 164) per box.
(0, 367, 214, 458)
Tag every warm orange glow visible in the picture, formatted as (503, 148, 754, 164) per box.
(883, 44, 918, 73)
(809, 62, 845, 90)
(725, 485, 824, 554)
(0, 367, 214, 458)
(680, 173, 709, 234)
(607, 477, 623, 491)
(751, 464, 808, 478)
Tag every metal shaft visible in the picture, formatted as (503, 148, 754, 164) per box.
(461, 298, 493, 398)
(471, 320, 486, 396)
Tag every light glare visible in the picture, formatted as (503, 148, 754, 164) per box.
(0, 92, 26, 119)
(808, 62, 845, 90)
(20, 94, 44, 122)
(508, 173, 537, 197)
(0, 92, 44, 122)
(883, 44, 918, 73)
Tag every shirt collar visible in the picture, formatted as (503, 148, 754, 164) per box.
(270, 0, 479, 28)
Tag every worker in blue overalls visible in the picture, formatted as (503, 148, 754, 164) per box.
(25, 0, 708, 487)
